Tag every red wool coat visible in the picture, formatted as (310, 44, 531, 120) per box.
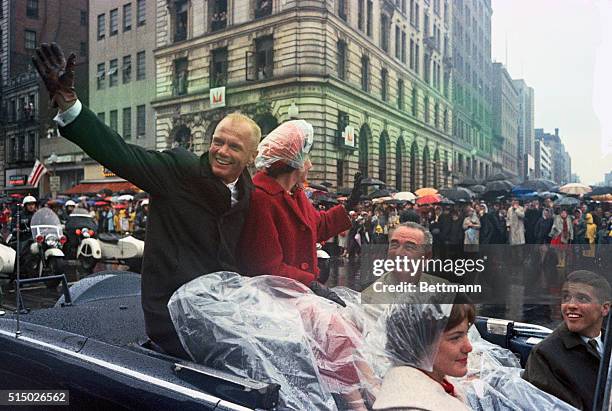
(238, 172, 351, 285)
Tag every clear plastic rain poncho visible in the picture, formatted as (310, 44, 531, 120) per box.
(255, 120, 314, 171)
(453, 327, 579, 411)
(168, 272, 453, 410)
(168, 272, 572, 410)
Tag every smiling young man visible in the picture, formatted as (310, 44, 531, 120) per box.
(32, 43, 260, 358)
(522, 270, 611, 410)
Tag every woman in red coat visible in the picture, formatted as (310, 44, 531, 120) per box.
(238, 120, 359, 301)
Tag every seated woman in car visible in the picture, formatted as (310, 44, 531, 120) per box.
(373, 301, 475, 411)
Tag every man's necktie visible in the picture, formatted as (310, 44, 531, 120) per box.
(588, 339, 600, 359)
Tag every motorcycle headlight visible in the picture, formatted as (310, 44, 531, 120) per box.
(45, 235, 59, 247)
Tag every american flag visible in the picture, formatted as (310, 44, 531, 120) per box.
(27, 159, 48, 187)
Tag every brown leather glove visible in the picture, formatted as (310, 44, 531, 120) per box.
(31, 43, 77, 108)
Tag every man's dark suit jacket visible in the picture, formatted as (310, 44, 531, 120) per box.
(60, 105, 253, 357)
(522, 322, 604, 410)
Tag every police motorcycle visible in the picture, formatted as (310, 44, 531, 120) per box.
(64, 207, 102, 274)
(27, 207, 67, 287)
(97, 230, 145, 273)
(0, 241, 16, 276)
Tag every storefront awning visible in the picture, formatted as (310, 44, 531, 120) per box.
(64, 181, 141, 194)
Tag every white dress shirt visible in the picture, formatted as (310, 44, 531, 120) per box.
(581, 333, 603, 357)
(53, 99, 82, 127)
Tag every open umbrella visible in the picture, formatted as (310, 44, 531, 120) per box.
(439, 187, 474, 202)
(559, 183, 592, 196)
(520, 179, 557, 192)
(384, 198, 402, 205)
(320, 182, 333, 188)
(469, 184, 486, 194)
(415, 187, 438, 197)
(336, 187, 352, 196)
(360, 177, 386, 186)
(589, 186, 612, 196)
(590, 194, 612, 202)
(118, 194, 134, 201)
(439, 197, 455, 206)
(485, 180, 513, 192)
(554, 196, 580, 207)
(393, 191, 417, 202)
(416, 194, 442, 206)
(457, 177, 479, 187)
(537, 191, 561, 200)
(487, 172, 511, 182)
(511, 187, 535, 196)
(315, 196, 339, 206)
(368, 188, 393, 200)
(307, 183, 329, 192)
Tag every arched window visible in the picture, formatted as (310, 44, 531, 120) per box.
(172, 125, 192, 150)
(359, 124, 371, 176)
(255, 113, 278, 140)
(433, 148, 440, 188)
(378, 131, 388, 182)
(395, 137, 405, 190)
(422, 145, 430, 187)
(410, 141, 418, 192)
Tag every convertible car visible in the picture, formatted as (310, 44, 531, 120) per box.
(0, 271, 610, 411)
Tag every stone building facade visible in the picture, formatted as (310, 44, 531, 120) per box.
(535, 127, 571, 185)
(152, 0, 457, 191)
(0, 0, 89, 194)
(491, 62, 519, 178)
(513, 78, 535, 180)
(450, 0, 493, 182)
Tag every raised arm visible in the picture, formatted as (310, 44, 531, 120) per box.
(32, 43, 184, 196)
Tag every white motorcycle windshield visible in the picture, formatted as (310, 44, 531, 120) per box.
(30, 207, 63, 239)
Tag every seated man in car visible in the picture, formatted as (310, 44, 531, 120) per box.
(522, 270, 610, 411)
(361, 222, 452, 305)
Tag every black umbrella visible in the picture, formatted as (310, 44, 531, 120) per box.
(481, 190, 510, 201)
(485, 180, 514, 192)
(439, 187, 475, 202)
(315, 196, 339, 206)
(487, 172, 511, 182)
(308, 183, 329, 192)
(336, 187, 352, 196)
(360, 177, 386, 186)
(98, 188, 113, 197)
(368, 188, 393, 200)
(457, 177, 479, 187)
(520, 179, 557, 192)
(383, 198, 402, 205)
(439, 198, 455, 206)
(589, 186, 612, 196)
(469, 184, 486, 194)
(537, 191, 560, 200)
(554, 196, 580, 207)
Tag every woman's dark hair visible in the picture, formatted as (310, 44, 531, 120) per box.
(265, 162, 296, 178)
(384, 294, 475, 368)
(445, 302, 476, 331)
